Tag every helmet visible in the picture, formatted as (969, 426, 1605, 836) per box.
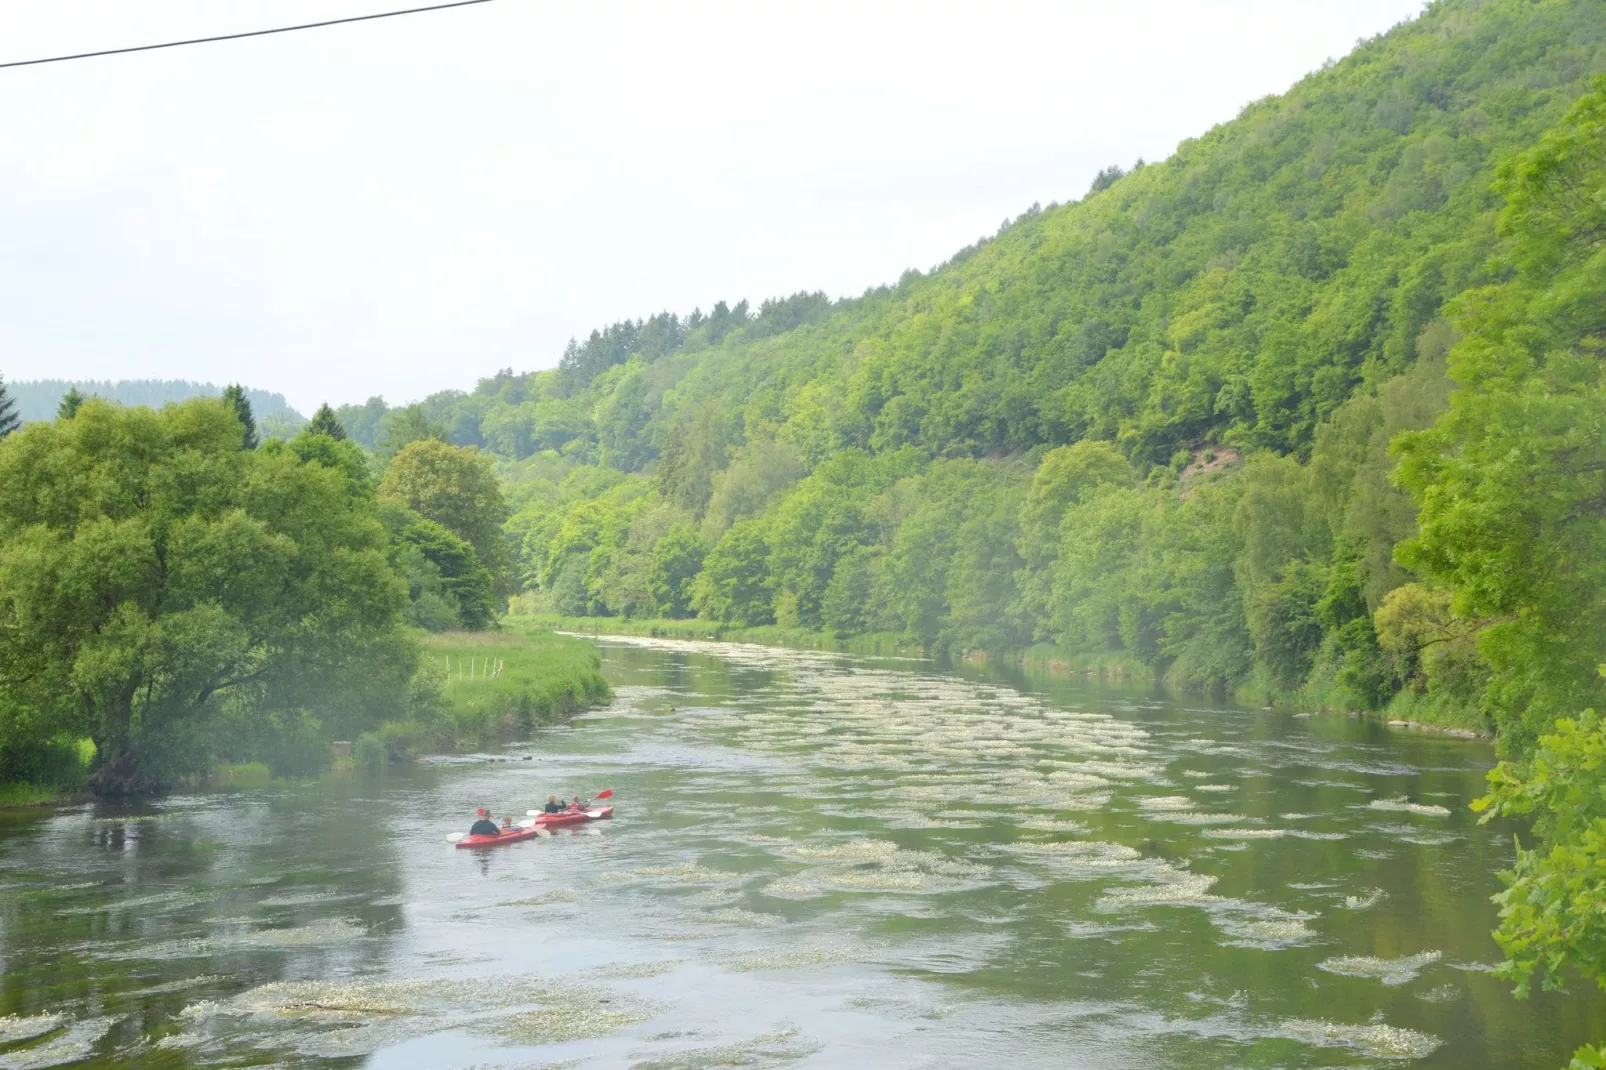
(476, 808, 489, 817)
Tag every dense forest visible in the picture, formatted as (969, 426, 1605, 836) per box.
(337, 0, 1601, 726)
(8, 378, 305, 437)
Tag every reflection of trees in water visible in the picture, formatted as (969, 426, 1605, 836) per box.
(0, 780, 406, 1054)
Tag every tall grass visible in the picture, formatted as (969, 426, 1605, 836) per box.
(393, 626, 607, 748)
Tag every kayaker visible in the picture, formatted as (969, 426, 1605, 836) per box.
(569, 794, 586, 812)
(468, 808, 501, 837)
(543, 794, 565, 814)
(500, 816, 515, 831)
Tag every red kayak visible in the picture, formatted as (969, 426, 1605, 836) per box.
(453, 807, 614, 848)
(535, 806, 614, 829)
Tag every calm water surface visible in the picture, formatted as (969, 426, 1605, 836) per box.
(1, 636, 1600, 1068)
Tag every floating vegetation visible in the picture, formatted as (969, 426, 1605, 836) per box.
(629, 1027, 822, 1069)
(1278, 1018, 1441, 1060)
(1366, 797, 1451, 817)
(1417, 984, 1461, 1003)
(0, 1017, 116, 1070)
(1138, 796, 1195, 812)
(1098, 870, 1220, 908)
(1153, 811, 1249, 826)
(1214, 910, 1317, 949)
(760, 876, 824, 899)
(583, 960, 680, 980)
(724, 944, 873, 973)
(698, 908, 784, 927)
(1343, 889, 1386, 910)
(1318, 951, 1442, 985)
(174, 975, 660, 1059)
(479, 1003, 656, 1046)
(0, 1014, 62, 1046)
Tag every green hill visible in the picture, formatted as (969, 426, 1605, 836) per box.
(355, 0, 1603, 723)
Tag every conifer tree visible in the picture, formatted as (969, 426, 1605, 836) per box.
(57, 387, 85, 420)
(307, 403, 347, 440)
(220, 384, 258, 449)
(0, 374, 17, 439)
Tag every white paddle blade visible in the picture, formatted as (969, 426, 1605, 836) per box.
(586, 810, 603, 817)
(535, 827, 552, 838)
(446, 833, 466, 843)
(527, 809, 539, 816)
(517, 817, 538, 828)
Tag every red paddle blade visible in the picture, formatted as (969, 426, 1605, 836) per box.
(594, 789, 613, 799)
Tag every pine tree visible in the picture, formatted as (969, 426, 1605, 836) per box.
(57, 387, 85, 420)
(220, 383, 258, 449)
(307, 403, 347, 440)
(0, 373, 18, 439)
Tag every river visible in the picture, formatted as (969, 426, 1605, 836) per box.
(1, 636, 1599, 1068)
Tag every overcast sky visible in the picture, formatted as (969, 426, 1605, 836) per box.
(0, 0, 1425, 413)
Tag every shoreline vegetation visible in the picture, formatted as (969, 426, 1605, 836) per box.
(0, 627, 610, 810)
(526, 613, 1489, 738)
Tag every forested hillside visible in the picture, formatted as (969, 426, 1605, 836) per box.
(342, 0, 1603, 731)
(11, 379, 304, 436)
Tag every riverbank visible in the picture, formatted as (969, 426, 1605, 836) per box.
(355, 626, 611, 767)
(525, 614, 928, 658)
(523, 614, 1489, 739)
(0, 628, 612, 808)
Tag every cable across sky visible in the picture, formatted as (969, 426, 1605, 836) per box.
(0, 0, 500, 71)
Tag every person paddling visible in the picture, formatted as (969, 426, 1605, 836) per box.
(542, 794, 565, 814)
(569, 794, 587, 812)
(468, 808, 501, 837)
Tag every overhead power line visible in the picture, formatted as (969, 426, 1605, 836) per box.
(0, 0, 499, 71)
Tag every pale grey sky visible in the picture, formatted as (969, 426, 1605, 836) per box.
(0, 0, 1425, 413)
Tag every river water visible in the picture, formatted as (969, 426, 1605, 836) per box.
(1, 636, 1600, 1068)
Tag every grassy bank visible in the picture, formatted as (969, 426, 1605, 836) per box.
(358, 627, 611, 766)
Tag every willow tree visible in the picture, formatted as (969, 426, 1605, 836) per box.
(0, 398, 415, 793)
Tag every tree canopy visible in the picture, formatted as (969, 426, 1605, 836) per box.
(0, 399, 416, 793)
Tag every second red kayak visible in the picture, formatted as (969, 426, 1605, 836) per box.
(535, 805, 614, 829)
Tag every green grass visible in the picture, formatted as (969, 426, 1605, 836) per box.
(413, 626, 611, 752)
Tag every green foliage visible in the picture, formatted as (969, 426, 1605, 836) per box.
(648, 526, 708, 618)
(56, 387, 85, 421)
(378, 439, 510, 594)
(0, 398, 417, 794)
(1403, 76, 1606, 1069)
(380, 504, 496, 631)
(693, 519, 774, 626)
(307, 403, 347, 440)
(0, 373, 17, 439)
(220, 383, 258, 449)
(1397, 75, 1606, 753)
